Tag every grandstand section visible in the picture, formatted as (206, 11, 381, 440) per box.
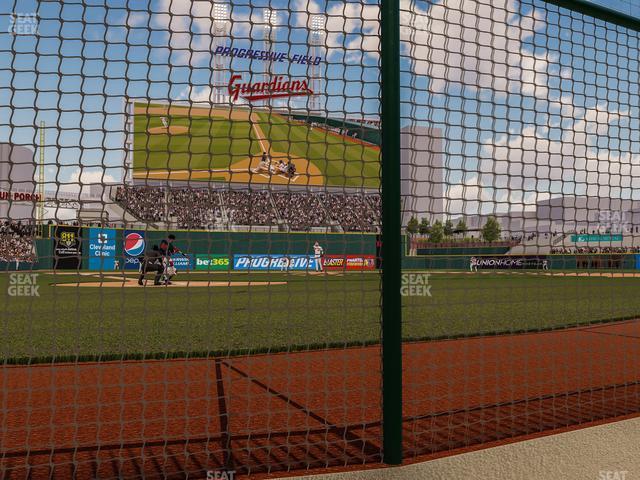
(111, 184, 381, 232)
(0, 221, 36, 266)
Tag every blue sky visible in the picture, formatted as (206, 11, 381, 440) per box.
(1, 0, 381, 194)
(401, 0, 640, 214)
(2, 0, 640, 216)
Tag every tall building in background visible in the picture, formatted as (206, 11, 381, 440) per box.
(400, 127, 444, 227)
(0, 143, 37, 221)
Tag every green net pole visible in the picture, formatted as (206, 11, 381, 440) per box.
(381, 0, 402, 466)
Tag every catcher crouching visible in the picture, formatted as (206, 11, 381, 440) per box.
(138, 245, 165, 286)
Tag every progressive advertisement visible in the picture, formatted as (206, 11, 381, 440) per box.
(233, 254, 318, 271)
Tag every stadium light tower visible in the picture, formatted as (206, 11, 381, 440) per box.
(38, 120, 45, 225)
(263, 9, 278, 107)
(212, 3, 229, 105)
(309, 15, 325, 112)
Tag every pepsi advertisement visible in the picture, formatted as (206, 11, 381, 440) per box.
(123, 230, 146, 270)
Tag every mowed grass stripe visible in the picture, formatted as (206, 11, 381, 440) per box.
(134, 115, 260, 171)
(2, 272, 640, 363)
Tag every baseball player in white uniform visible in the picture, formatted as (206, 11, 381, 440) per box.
(313, 242, 324, 272)
(470, 256, 478, 272)
(280, 255, 291, 272)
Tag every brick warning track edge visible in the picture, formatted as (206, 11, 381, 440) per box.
(1, 319, 640, 479)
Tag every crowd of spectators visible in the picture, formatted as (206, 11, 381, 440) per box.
(168, 188, 222, 230)
(551, 246, 640, 254)
(115, 185, 381, 231)
(222, 190, 278, 226)
(0, 221, 36, 263)
(272, 192, 327, 230)
(320, 193, 380, 232)
(115, 186, 165, 222)
(1, 221, 35, 237)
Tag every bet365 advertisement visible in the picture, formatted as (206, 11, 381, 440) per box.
(195, 254, 231, 271)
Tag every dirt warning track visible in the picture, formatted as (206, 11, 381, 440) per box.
(2, 319, 640, 478)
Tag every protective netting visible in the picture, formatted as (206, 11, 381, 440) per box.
(401, 0, 640, 460)
(1, 1, 382, 478)
(3, 0, 640, 478)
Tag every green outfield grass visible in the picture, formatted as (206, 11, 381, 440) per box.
(255, 112, 380, 188)
(2, 271, 640, 363)
(133, 113, 261, 171)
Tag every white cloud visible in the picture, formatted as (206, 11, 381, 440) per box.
(403, 0, 551, 97)
(139, 0, 253, 66)
(445, 173, 497, 215)
(464, 101, 640, 213)
(58, 167, 119, 196)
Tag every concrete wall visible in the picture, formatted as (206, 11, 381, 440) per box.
(291, 417, 640, 480)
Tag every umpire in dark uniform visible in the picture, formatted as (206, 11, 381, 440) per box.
(138, 245, 164, 286)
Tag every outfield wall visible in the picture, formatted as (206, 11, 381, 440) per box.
(402, 253, 640, 270)
(5, 229, 640, 272)
(10, 227, 377, 272)
(115, 229, 377, 271)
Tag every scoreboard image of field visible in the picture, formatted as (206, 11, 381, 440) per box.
(128, 101, 381, 188)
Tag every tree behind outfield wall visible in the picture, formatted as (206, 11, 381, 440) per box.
(444, 219, 454, 237)
(419, 217, 430, 235)
(481, 216, 501, 242)
(429, 220, 444, 243)
(406, 216, 418, 235)
(456, 219, 468, 237)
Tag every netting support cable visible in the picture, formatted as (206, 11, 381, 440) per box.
(381, 0, 403, 466)
(543, 0, 640, 31)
